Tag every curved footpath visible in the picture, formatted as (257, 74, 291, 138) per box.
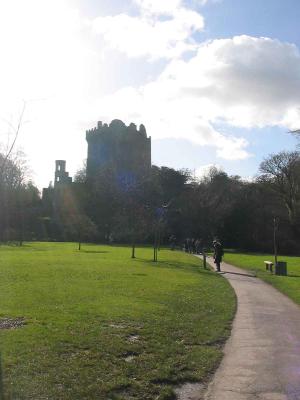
(202, 257, 300, 400)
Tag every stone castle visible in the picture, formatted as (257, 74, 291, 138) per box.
(45, 119, 151, 192)
(86, 119, 151, 180)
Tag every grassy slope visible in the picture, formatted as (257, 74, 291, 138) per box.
(224, 252, 300, 305)
(0, 243, 235, 399)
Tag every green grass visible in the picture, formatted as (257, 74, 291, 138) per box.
(224, 251, 300, 306)
(0, 242, 235, 399)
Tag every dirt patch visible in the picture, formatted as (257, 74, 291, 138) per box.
(127, 334, 140, 343)
(124, 355, 136, 363)
(122, 351, 139, 363)
(109, 322, 143, 330)
(109, 323, 127, 329)
(175, 383, 206, 400)
(0, 317, 26, 330)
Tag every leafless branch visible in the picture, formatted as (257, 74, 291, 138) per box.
(0, 101, 26, 175)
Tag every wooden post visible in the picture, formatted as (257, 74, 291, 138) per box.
(157, 228, 161, 252)
(203, 252, 207, 269)
(131, 242, 136, 259)
(273, 217, 278, 268)
(153, 230, 157, 262)
(78, 227, 81, 251)
(155, 228, 159, 262)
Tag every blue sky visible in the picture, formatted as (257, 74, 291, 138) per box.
(201, 0, 300, 45)
(0, 0, 300, 187)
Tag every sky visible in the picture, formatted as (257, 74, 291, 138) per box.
(0, 0, 300, 188)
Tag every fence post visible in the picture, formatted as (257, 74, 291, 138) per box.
(203, 251, 207, 269)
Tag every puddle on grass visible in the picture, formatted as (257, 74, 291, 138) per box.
(175, 383, 206, 400)
(0, 317, 26, 330)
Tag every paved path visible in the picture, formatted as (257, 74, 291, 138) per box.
(203, 257, 300, 400)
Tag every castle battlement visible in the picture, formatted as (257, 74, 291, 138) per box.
(86, 120, 149, 142)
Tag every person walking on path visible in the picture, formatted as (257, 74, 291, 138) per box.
(213, 238, 223, 272)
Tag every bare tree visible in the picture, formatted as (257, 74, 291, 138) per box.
(288, 128, 300, 152)
(0, 101, 26, 177)
(0, 102, 33, 243)
(259, 151, 300, 226)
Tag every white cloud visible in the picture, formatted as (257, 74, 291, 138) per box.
(134, 0, 182, 15)
(170, 35, 300, 129)
(135, 0, 222, 14)
(91, 2, 204, 60)
(195, 0, 223, 5)
(215, 134, 250, 160)
(90, 35, 300, 162)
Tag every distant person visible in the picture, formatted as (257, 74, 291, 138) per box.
(195, 238, 202, 254)
(186, 238, 191, 253)
(191, 238, 196, 254)
(213, 239, 224, 272)
(189, 238, 194, 254)
(108, 234, 114, 244)
(169, 235, 176, 250)
(184, 238, 188, 252)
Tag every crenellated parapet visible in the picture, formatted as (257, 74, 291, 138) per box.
(86, 120, 149, 142)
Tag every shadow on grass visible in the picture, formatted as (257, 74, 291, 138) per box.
(0, 242, 33, 249)
(225, 249, 269, 256)
(80, 250, 110, 254)
(225, 249, 300, 258)
(134, 258, 212, 275)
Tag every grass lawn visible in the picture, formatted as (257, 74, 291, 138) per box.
(224, 252, 300, 306)
(0, 242, 235, 400)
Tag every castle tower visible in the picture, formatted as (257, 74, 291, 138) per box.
(86, 119, 151, 180)
(54, 160, 72, 187)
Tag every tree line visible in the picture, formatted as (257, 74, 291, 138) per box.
(1, 146, 300, 254)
